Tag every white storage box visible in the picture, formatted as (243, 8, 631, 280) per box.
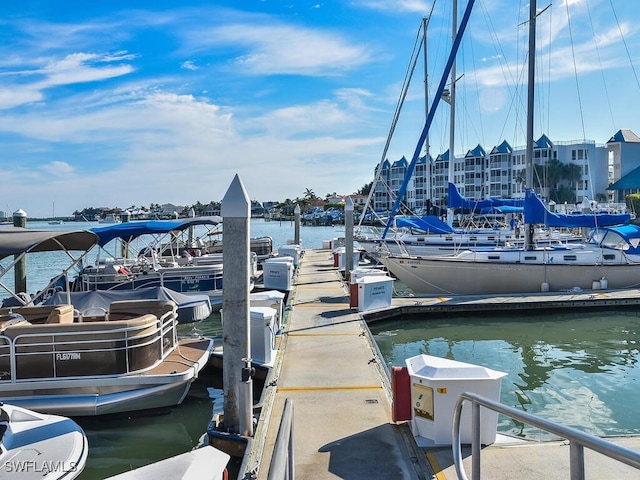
(278, 245, 302, 267)
(356, 275, 393, 312)
(263, 257, 294, 291)
(405, 354, 506, 446)
(250, 306, 277, 365)
(250, 290, 286, 333)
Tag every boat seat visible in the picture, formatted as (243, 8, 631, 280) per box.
(108, 300, 176, 322)
(45, 305, 74, 324)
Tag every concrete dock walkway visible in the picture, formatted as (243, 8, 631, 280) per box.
(253, 248, 429, 479)
(245, 247, 640, 479)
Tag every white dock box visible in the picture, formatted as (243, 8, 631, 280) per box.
(334, 247, 360, 271)
(250, 307, 277, 365)
(250, 290, 286, 333)
(349, 268, 387, 308)
(263, 257, 294, 291)
(356, 275, 394, 312)
(405, 354, 506, 446)
(278, 245, 302, 267)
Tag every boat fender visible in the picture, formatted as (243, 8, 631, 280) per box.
(600, 277, 608, 289)
(541, 282, 549, 292)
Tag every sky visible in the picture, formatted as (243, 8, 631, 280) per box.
(1, 0, 640, 218)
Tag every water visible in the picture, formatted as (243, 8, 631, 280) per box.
(370, 311, 640, 440)
(0, 219, 342, 478)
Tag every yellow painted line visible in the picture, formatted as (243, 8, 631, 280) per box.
(295, 285, 343, 289)
(287, 332, 361, 337)
(426, 452, 448, 480)
(277, 385, 383, 392)
(292, 303, 350, 308)
(438, 297, 448, 303)
(595, 291, 609, 297)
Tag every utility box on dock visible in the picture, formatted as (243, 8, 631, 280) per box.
(250, 306, 277, 366)
(356, 275, 394, 312)
(250, 290, 286, 333)
(278, 245, 302, 267)
(405, 354, 506, 446)
(333, 247, 360, 271)
(263, 257, 294, 291)
(349, 268, 387, 308)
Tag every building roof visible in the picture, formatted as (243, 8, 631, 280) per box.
(392, 156, 408, 168)
(436, 150, 449, 162)
(535, 134, 554, 149)
(607, 129, 640, 143)
(490, 140, 513, 155)
(608, 165, 640, 190)
(466, 144, 486, 158)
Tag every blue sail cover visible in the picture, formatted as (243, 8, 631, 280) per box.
(523, 189, 630, 228)
(448, 183, 524, 211)
(395, 216, 455, 234)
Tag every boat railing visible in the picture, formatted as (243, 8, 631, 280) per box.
(452, 391, 640, 480)
(0, 314, 176, 382)
(267, 397, 294, 480)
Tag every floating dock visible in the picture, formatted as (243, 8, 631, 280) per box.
(244, 247, 640, 479)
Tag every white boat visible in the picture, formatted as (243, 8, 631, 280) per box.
(356, 208, 583, 259)
(0, 228, 214, 416)
(74, 218, 232, 302)
(0, 403, 88, 479)
(381, 0, 640, 296)
(98, 214, 120, 224)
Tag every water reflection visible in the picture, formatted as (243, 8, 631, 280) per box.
(370, 311, 640, 439)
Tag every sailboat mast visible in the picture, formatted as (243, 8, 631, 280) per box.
(524, 0, 537, 250)
(423, 16, 432, 211)
(447, 0, 458, 227)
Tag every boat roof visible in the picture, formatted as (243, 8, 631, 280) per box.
(90, 217, 223, 246)
(0, 228, 98, 260)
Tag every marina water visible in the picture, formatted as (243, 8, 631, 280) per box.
(370, 311, 640, 440)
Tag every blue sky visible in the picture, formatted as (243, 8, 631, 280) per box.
(1, 0, 639, 217)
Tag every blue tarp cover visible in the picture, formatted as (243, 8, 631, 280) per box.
(524, 189, 630, 227)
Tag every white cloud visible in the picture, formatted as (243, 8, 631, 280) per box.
(354, 0, 432, 13)
(184, 23, 372, 76)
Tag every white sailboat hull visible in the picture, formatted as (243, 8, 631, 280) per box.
(384, 248, 640, 295)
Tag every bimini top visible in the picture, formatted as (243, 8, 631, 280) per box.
(90, 217, 223, 247)
(0, 228, 98, 261)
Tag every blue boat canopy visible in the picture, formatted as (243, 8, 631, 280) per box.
(524, 190, 630, 228)
(91, 217, 222, 247)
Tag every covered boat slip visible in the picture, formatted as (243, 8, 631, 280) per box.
(0, 299, 213, 416)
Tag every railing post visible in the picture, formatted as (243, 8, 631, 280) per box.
(472, 400, 481, 480)
(570, 442, 585, 480)
(267, 398, 295, 480)
(287, 401, 295, 480)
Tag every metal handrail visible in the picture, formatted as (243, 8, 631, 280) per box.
(452, 392, 640, 480)
(267, 397, 295, 480)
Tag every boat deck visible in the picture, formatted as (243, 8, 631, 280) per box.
(145, 337, 212, 376)
(246, 247, 640, 479)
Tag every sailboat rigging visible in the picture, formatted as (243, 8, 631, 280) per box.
(380, 0, 640, 296)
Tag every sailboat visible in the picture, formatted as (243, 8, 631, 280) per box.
(48, 201, 63, 224)
(382, 0, 640, 296)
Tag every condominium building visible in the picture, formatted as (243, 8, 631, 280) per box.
(373, 129, 640, 211)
